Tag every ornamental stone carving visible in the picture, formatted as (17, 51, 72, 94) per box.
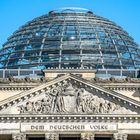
(81, 133, 94, 140)
(12, 133, 26, 140)
(114, 133, 128, 140)
(45, 133, 59, 140)
(17, 82, 135, 114)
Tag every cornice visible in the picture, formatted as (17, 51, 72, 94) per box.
(43, 69, 97, 73)
(0, 84, 139, 91)
(100, 84, 140, 91)
(0, 114, 140, 123)
(1, 76, 140, 84)
(91, 77, 140, 84)
(105, 86, 140, 91)
(0, 83, 40, 91)
(0, 87, 33, 91)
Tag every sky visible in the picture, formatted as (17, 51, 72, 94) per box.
(0, 0, 140, 48)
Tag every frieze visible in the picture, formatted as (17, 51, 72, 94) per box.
(91, 77, 140, 83)
(21, 123, 117, 132)
(0, 77, 48, 83)
(0, 76, 140, 84)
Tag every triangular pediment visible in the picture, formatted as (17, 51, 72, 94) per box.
(0, 74, 140, 114)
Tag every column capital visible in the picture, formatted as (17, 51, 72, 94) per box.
(45, 133, 59, 140)
(113, 133, 128, 140)
(81, 133, 95, 140)
(12, 133, 26, 140)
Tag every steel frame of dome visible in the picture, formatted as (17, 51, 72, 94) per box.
(0, 7, 140, 69)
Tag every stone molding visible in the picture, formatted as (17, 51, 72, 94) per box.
(105, 86, 140, 91)
(1, 85, 139, 92)
(1, 76, 140, 84)
(0, 87, 33, 91)
(0, 77, 47, 84)
(0, 114, 140, 123)
(91, 77, 140, 83)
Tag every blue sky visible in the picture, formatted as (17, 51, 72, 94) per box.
(0, 0, 140, 48)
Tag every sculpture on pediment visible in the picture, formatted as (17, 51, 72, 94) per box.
(18, 82, 135, 114)
(50, 82, 76, 113)
(76, 88, 86, 112)
(50, 88, 67, 113)
(18, 96, 52, 114)
(75, 90, 122, 114)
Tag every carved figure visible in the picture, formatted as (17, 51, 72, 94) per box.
(50, 87, 67, 113)
(18, 82, 133, 114)
(54, 87, 66, 113)
(49, 83, 75, 113)
(41, 98, 51, 113)
(76, 88, 87, 113)
(18, 94, 52, 114)
(34, 100, 42, 113)
(18, 105, 25, 113)
(25, 101, 33, 113)
(99, 103, 105, 113)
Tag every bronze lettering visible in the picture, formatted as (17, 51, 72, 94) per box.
(31, 125, 44, 130)
(49, 125, 85, 130)
(90, 125, 108, 130)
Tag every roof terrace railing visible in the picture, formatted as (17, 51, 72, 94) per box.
(0, 69, 43, 79)
(0, 69, 139, 79)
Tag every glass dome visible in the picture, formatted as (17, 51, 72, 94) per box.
(0, 7, 140, 69)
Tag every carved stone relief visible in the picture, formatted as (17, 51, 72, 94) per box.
(12, 133, 26, 140)
(17, 81, 136, 114)
(114, 133, 128, 140)
(81, 133, 94, 140)
(45, 133, 59, 140)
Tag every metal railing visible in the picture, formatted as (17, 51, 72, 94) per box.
(0, 69, 139, 78)
(0, 69, 43, 78)
(96, 69, 140, 78)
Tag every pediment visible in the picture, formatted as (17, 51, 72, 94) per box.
(0, 74, 140, 115)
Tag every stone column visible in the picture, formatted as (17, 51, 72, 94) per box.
(12, 133, 26, 140)
(90, 134, 95, 140)
(45, 133, 59, 140)
(113, 133, 128, 140)
(81, 133, 95, 140)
